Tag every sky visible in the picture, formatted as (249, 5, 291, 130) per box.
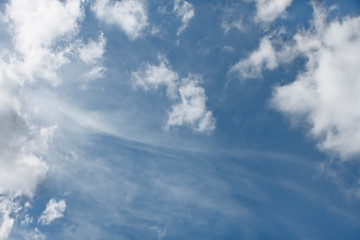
(0, 0, 360, 239)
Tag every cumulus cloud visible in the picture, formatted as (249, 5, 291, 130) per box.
(232, 3, 360, 158)
(92, 0, 148, 40)
(77, 32, 107, 81)
(0, 0, 106, 237)
(273, 5, 360, 159)
(230, 36, 278, 79)
(132, 56, 178, 99)
(38, 198, 66, 225)
(132, 57, 215, 133)
(0, 199, 14, 240)
(83, 66, 106, 81)
(249, 0, 293, 23)
(167, 75, 215, 133)
(4, 0, 85, 84)
(174, 0, 195, 35)
(78, 32, 106, 64)
(230, 34, 295, 79)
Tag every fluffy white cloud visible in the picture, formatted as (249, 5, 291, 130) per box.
(4, 0, 85, 84)
(38, 199, 66, 225)
(273, 5, 360, 159)
(0, 0, 105, 237)
(132, 57, 215, 133)
(230, 34, 295, 79)
(92, 0, 148, 40)
(0, 58, 52, 239)
(174, 0, 194, 35)
(0, 199, 14, 240)
(5, 0, 83, 53)
(132, 56, 178, 99)
(249, 0, 293, 23)
(167, 75, 215, 133)
(233, 3, 360, 158)
(230, 36, 278, 79)
(77, 32, 107, 81)
(78, 32, 106, 64)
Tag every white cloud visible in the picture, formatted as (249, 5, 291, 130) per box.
(150, 226, 166, 240)
(0, 60, 52, 197)
(273, 5, 360, 158)
(230, 36, 278, 79)
(132, 56, 179, 99)
(174, 0, 195, 35)
(167, 75, 215, 133)
(230, 33, 296, 79)
(92, 0, 148, 40)
(5, 0, 84, 53)
(83, 66, 106, 81)
(78, 32, 106, 64)
(222, 45, 235, 53)
(132, 57, 215, 133)
(0, 0, 86, 200)
(0, 199, 14, 240)
(221, 20, 243, 35)
(249, 0, 293, 23)
(4, 0, 85, 84)
(77, 32, 107, 81)
(0, 0, 101, 237)
(38, 198, 66, 225)
(233, 3, 360, 158)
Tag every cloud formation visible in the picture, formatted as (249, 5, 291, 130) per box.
(230, 36, 278, 79)
(0, 0, 107, 237)
(0, 199, 14, 240)
(78, 32, 106, 64)
(4, 0, 85, 84)
(273, 5, 360, 159)
(92, 0, 148, 40)
(249, 0, 293, 23)
(132, 56, 178, 99)
(132, 56, 215, 133)
(38, 199, 66, 225)
(232, 3, 360, 158)
(167, 75, 215, 133)
(173, 0, 195, 35)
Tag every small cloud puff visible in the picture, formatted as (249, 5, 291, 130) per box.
(38, 198, 66, 225)
(132, 56, 179, 99)
(167, 75, 215, 133)
(249, 0, 293, 23)
(174, 0, 195, 36)
(92, 0, 148, 40)
(132, 56, 215, 134)
(78, 32, 106, 64)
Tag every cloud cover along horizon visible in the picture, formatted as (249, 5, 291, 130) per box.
(0, 0, 359, 239)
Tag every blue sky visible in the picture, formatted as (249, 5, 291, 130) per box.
(0, 0, 360, 239)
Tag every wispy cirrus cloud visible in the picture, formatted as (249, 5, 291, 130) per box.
(173, 0, 194, 36)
